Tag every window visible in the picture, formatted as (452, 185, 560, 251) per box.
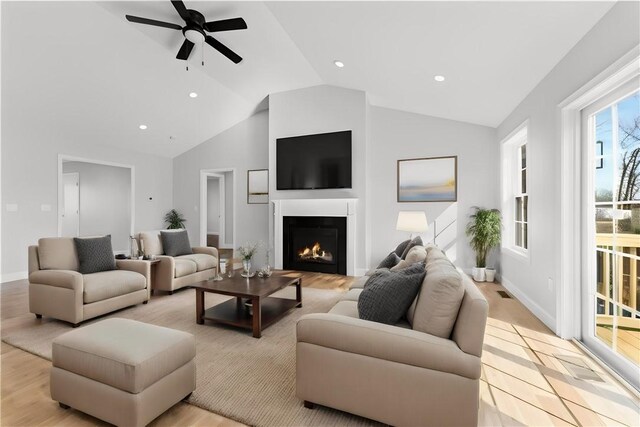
(586, 87, 640, 367)
(501, 121, 529, 259)
(514, 143, 528, 249)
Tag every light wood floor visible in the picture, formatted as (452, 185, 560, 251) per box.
(2, 274, 639, 426)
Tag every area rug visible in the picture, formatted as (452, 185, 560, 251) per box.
(2, 286, 379, 426)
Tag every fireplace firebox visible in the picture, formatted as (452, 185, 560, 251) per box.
(283, 216, 347, 275)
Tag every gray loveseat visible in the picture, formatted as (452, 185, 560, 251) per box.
(135, 231, 218, 294)
(296, 245, 488, 426)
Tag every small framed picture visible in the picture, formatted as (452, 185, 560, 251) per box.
(247, 169, 269, 204)
(397, 156, 457, 202)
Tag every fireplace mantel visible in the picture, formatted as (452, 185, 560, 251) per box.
(272, 199, 357, 276)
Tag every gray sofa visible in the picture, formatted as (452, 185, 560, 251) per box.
(135, 231, 218, 294)
(28, 238, 151, 326)
(296, 245, 488, 426)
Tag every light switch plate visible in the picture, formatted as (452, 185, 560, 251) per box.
(41, 204, 52, 212)
(6, 204, 18, 212)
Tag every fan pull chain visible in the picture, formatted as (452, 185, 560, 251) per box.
(201, 43, 205, 67)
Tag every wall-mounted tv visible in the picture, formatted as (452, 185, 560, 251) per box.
(276, 130, 352, 190)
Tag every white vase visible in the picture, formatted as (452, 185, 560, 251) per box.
(485, 268, 496, 283)
(472, 267, 486, 282)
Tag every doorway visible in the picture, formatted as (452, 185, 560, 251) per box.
(58, 155, 134, 253)
(582, 79, 639, 386)
(200, 169, 235, 251)
(61, 173, 80, 237)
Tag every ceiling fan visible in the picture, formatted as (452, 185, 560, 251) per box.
(125, 0, 247, 64)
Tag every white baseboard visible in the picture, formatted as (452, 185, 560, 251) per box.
(354, 268, 368, 277)
(2, 271, 28, 283)
(501, 276, 556, 332)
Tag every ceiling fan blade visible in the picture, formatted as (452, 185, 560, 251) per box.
(205, 36, 242, 64)
(126, 15, 182, 30)
(204, 17, 247, 33)
(171, 1, 190, 21)
(176, 39, 195, 60)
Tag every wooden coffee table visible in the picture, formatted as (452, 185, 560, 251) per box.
(192, 272, 302, 338)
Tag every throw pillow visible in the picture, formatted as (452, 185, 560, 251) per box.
(160, 230, 193, 257)
(391, 246, 428, 271)
(393, 239, 410, 257)
(74, 235, 117, 274)
(410, 257, 464, 338)
(400, 236, 423, 259)
(358, 263, 426, 325)
(139, 231, 164, 256)
(377, 252, 401, 269)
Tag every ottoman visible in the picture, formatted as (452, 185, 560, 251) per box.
(50, 318, 196, 427)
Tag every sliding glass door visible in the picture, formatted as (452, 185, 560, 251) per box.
(583, 80, 639, 382)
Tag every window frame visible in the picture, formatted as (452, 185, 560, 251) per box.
(501, 120, 530, 263)
(514, 142, 528, 251)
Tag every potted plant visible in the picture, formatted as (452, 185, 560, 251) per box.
(465, 207, 501, 282)
(164, 209, 186, 229)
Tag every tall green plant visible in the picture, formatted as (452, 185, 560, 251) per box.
(164, 209, 186, 229)
(465, 207, 502, 268)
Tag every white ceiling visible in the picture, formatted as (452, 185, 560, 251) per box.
(266, 1, 615, 127)
(2, 1, 615, 158)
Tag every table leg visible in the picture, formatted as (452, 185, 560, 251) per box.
(196, 289, 204, 325)
(236, 296, 243, 311)
(252, 297, 261, 338)
(296, 278, 302, 307)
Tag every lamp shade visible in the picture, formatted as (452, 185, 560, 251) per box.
(396, 211, 428, 233)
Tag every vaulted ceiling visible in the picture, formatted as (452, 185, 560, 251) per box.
(2, 1, 614, 158)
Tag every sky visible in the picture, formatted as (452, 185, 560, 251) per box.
(594, 90, 639, 203)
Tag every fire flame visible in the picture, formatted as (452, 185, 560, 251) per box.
(299, 242, 323, 258)
(298, 242, 332, 262)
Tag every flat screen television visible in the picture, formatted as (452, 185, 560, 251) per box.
(276, 130, 352, 190)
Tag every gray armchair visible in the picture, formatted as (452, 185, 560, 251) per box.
(28, 238, 150, 326)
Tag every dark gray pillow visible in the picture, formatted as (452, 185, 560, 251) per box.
(401, 236, 423, 259)
(358, 263, 426, 325)
(393, 239, 410, 257)
(377, 252, 401, 269)
(74, 235, 116, 274)
(160, 230, 192, 257)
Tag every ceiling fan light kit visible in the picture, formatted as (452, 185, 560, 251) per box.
(125, 0, 247, 64)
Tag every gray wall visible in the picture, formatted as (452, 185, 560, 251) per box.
(224, 171, 234, 246)
(62, 161, 131, 251)
(368, 106, 498, 269)
(269, 85, 368, 272)
(172, 110, 269, 265)
(1, 141, 173, 281)
(495, 1, 640, 329)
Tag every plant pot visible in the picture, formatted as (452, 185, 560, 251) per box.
(485, 268, 496, 283)
(472, 267, 486, 282)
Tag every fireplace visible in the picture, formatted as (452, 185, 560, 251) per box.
(283, 216, 347, 275)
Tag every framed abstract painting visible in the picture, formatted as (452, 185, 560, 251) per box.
(397, 156, 457, 202)
(247, 169, 269, 204)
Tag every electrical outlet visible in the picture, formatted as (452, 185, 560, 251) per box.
(548, 278, 553, 291)
(41, 204, 52, 212)
(6, 204, 17, 212)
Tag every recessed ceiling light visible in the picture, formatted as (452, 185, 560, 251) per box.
(434, 75, 445, 82)
(139, 124, 147, 130)
(189, 92, 198, 98)
(334, 60, 344, 68)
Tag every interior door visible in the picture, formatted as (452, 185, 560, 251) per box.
(61, 173, 79, 237)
